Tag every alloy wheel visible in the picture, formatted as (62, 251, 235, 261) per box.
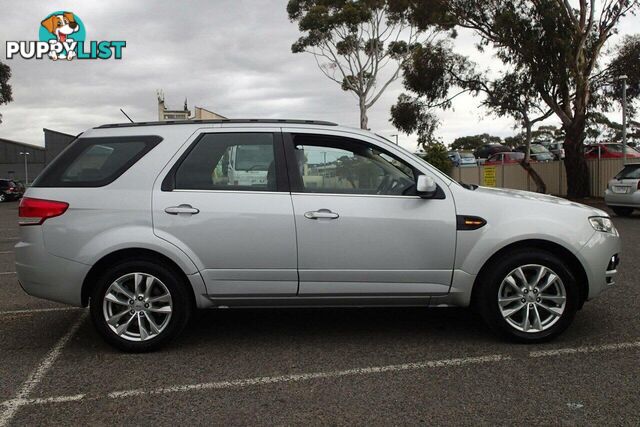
(497, 264, 566, 333)
(102, 272, 173, 342)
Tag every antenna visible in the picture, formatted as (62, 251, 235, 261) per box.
(120, 108, 134, 123)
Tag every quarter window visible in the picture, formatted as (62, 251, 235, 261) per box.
(174, 133, 277, 191)
(289, 134, 417, 196)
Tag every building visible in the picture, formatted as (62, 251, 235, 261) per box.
(157, 90, 226, 121)
(0, 129, 76, 183)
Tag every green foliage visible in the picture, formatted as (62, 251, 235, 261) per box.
(417, 142, 452, 175)
(603, 35, 640, 115)
(450, 133, 501, 151)
(0, 61, 13, 124)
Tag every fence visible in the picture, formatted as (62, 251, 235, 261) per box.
(449, 158, 636, 197)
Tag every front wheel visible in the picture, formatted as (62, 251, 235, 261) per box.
(476, 249, 579, 343)
(90, 260, 192, 352)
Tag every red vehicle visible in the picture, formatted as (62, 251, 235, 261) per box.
(483, 152, 525, 165)
(584, 143, 640, 159)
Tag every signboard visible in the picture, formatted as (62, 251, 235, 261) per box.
(483, 166, 497, 187)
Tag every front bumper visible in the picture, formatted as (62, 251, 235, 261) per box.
(604, 189, 640, 208)
(15, 226, 90, 306)
(578, 228, 621, 300)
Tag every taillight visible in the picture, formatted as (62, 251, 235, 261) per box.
(18, 197, 69, 226)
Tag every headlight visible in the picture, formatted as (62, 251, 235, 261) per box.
(589, 216, 614, 233)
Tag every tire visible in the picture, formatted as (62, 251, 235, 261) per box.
(89, 259, 193, 352)
(475, 248, 579, 343)
(0, 193, 5, 203)
(611, 206, 634, 217)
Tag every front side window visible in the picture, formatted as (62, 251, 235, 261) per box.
(174, 133, 277, 191)
(289, 134, 416, 196)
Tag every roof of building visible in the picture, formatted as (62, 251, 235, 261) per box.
(43, 128, 76, 138)
(0, 137, 45, 151)
(95, 118, 339, 129)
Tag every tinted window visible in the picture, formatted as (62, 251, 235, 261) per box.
(174, 133, 277, 191)
(616, 165, 640, 179)
(289, 134, 416, 195)
(33, 136, 161, 187)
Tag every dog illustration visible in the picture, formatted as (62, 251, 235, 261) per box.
(41, 12, 79, 60)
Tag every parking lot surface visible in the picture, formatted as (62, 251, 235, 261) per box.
(1, 199, 639, 425)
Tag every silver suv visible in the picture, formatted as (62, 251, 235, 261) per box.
(15, 119, 621, 352)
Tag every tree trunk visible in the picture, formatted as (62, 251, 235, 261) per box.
(359, 98, 368, 130)
(563, 123, 590, 198)
(519, 119, 546, 193)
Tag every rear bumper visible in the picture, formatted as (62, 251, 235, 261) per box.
(604, 189, 640, 208)
(578, 229, 621, 300)
(15, 226, 90, 306)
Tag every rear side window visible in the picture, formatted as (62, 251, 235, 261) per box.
(33, 136, 161, 187)
(616, 165, 640, 179)
(173, 133, 279, 191)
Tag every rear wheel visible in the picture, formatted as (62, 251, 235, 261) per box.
(476, 249, 579, 343)
(0, 193, 5, 202)
(90, 259, 192, 352)
(611, 206, 634, 217)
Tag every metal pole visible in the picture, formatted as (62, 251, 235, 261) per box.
(621, 75, 628, 165)
(19, 152, 30, 185)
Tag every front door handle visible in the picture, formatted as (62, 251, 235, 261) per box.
(164, 204, 200, 215)
(304, 209, 339, 220)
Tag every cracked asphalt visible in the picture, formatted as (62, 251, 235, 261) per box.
(1, 199, 639, 425)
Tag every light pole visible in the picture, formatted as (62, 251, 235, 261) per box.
(619, 75, 628, 165)
(19, 152, 30, 185)
(390, 134, 399, 145)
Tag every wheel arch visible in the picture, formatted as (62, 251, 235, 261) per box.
(81, 248, 197, 307)
(470, 239, 589, 309)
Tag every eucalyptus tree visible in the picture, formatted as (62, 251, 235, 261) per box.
(0, 61, 13, 124)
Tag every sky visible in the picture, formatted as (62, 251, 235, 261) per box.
(0, 0, 638, 151)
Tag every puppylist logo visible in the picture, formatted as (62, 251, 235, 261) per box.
(6, 11, 126, 61)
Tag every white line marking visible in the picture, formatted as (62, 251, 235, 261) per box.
(530, 341, 640, 358)
(107, 354, 510, 398)
(0, 271, 16, 276)
(0, 312, 87, 427)
(0, 307, 82, 316)
(0, 251, 14, 255)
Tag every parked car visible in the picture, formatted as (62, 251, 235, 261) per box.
(15, 119, 620, 351)
(448, 151, 477, 167)
(546, 142, 565, 160)
(604, 163, 640, 217)
(473, 143, 510, 159)
(515, 144, 555, 162)
(484, 152, 525, 165)
(585, 143, 640, 159)
(0, 179, 25, 202)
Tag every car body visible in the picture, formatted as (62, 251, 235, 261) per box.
(15, 119, 620, 351)
(473, 143, 510, 160)
(605, 163, 640, 217)
(515, 144, 555, 162)
(484, 152, 525, 165)
(585, 143, 640, 159)
(545, 142, 565, 160)
(448, 151, 477, 167)
(0, 179, 25, 202)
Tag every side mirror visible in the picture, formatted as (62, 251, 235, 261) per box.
(416, 175, 437, 198)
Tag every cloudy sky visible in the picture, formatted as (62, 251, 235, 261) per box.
(1, 1, 637, 150)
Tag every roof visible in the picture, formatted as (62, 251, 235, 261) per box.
(95, 118, 339, 129)
(0, 137, 45, 151)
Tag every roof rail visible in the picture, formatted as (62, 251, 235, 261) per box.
(95, 118, 339, 129)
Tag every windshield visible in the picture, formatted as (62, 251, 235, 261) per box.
(460, 153, 475, 159)
(529, 145, 548, 154)
(615, 165, 640, 179)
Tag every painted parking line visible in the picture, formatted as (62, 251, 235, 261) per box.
(0, 271, 16, 276)
(2, 338, 640, 411)
(0, 312, 87, 427)
(0, 251, 14, 255)
(0, 307, 82, 316)
(529, 341, 640, 357)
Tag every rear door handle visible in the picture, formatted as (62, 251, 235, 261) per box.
(164, 204, 200, 215)
(304, 209, 339, 220)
